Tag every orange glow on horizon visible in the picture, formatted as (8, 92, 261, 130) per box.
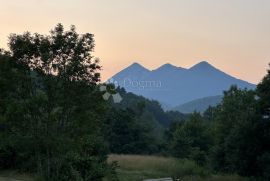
(0, 0, 269, 84)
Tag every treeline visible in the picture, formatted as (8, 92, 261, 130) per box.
(165, 82, 270, 180)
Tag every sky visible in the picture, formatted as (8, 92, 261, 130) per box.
(0, 0, 270, 84)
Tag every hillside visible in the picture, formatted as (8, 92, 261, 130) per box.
(172, 95, 223, 113)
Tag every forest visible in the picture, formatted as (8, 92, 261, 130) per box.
(0, 24, 270, 181)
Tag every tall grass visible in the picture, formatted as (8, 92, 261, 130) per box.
(106, 154, 248, 181)
(107, 154, 208, 180)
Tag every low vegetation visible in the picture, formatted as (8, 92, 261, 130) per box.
(106, 154, 247, 181)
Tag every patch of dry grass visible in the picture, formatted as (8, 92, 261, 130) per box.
(108, 154, 178, 172)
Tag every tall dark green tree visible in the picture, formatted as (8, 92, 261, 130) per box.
(256, 64, 270, 179)
(0, 24, 109, 181)
(209, 86, 262, 177)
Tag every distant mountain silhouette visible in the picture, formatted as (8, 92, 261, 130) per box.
(109, 61, 256, 107)
(172, 95, 223, 113)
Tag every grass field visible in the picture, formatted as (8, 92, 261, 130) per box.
(105, 154, 248, 181)
(0, 155, 248, 181)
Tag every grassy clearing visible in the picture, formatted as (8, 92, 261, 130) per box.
(106, 154, 248, 181)
(0, 155, 248, 181)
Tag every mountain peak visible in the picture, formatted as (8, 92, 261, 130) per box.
(130, 62, 144, 68)
(158, 63, 177, 69)
(127, 62, 149, 71)
(109, 62, 150, 82)
(154, 63, 185, 72)
(189, 61, 216, 70)
(197, 61, 210, 65)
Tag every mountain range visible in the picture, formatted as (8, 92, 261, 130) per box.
(109, 61, 256, 112)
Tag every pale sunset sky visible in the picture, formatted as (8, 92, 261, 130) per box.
(0, 0, 270, 83)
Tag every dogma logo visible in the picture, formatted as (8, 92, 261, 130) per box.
(99, 78, 123, 103)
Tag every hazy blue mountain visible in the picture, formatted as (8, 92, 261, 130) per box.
(172, 95, 223, 113)
(109, 61, 255, 107)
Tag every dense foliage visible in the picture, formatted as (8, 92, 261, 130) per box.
(0, 24, 109, 181)
(167, 70, 270, 180)
(103, 87, 188, 155)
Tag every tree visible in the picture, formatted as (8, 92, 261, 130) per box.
(255, 64, 270, 179)
(170, 113, 212, 165)
(0, 49, 37, 169)
(257, 64, 270, 118)
(0, 24, 109, 180)
(209, 86, 261, 176)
